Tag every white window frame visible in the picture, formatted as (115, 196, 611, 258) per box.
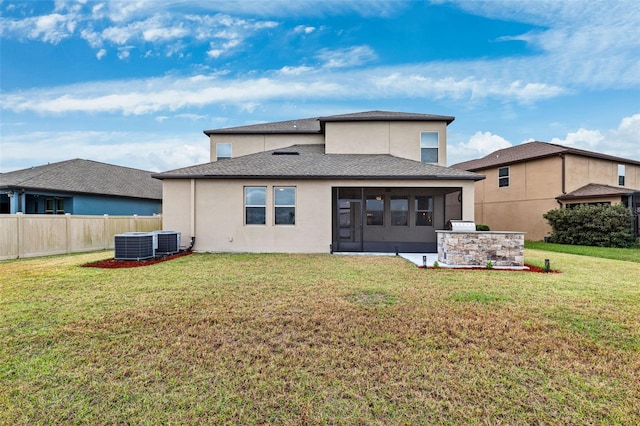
(274, 186, 296, 225)
(244, 186, 266, 225)
(618, 164, 625, 186)
(498, 166, 510, 188)
(420, 131, 439, 163)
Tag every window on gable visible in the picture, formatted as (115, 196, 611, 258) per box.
(618, 164, 625, 186)
(390, 196, 408, 226)
(245, 186, 266, 225)
(498, 167, 510, 188)
(365, 195, 384, 226)
(274, 187, 295, 225)
(216, 143, 232, 161)
(415, 196, 433, 226)
(420, 131, 439, 163)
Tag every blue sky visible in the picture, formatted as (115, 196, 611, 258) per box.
(1, 0, 638, 173)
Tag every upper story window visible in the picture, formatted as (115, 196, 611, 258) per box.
(420, 131, 439, 163)
(274, 187, 296, 225)
(216, 143, 232, 161)
(244, 186, 266, 225)
(618, 164, 625, 186)
(498, 167, 510, 188)
(365, 195, 384, 226)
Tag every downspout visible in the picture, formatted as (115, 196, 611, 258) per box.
(557, 153, 566, 208)
(188, 178, 196, 251)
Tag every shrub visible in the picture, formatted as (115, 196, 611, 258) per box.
(476, 224, 490, 231)
(543, 204, 636, 248)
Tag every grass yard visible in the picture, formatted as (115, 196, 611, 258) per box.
(526, 241, 640, 263)
(1, 249, 639, 424)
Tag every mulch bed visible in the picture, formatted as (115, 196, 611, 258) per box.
(420, 263, 560, 273)
(82, 251, 192, 268)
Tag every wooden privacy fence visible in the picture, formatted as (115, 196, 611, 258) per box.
(0, 214, 162, 260)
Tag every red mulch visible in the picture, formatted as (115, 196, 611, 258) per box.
(420, 263, 560, 273)
(82, 251, 192, 268)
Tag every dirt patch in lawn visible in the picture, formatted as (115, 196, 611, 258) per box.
(82, 251, 192, 268)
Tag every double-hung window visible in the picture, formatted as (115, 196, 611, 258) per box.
(420, 131, 439, 163)
(390, 196, 408, 226)
(498, 167, 510, 187)
(216, 143, 232, 161)
(245, 187, 266, 225)
(415, 196, 433, 226)
(274, 187, 296, 225)
(618, 164, 625, 186)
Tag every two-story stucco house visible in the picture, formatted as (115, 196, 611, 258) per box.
(452, 141, 640, 241)
(153, 111, 484, 253)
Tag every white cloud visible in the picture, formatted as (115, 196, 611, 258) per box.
(294, 25, 315, 34)
(550, 113, 640, 160)
(0, 130, 209, 173)
(96, 48, 107, 59)
(316, 45, 377, 68)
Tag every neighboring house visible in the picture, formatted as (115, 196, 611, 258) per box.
(153, 111, 484, 253)
(0, 159, 162, 215)
(451, 142, 640, 241)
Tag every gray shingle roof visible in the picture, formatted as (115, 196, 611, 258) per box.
(0, 159, 162, 200)
(204, 110, 455, 135)
(556, 183, 635, 200)
(153, 145, 484, 181)
(451, 141, 640, 171)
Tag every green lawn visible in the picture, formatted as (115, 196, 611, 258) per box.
(1, 250, 639, 424)
(526, 241, 640, 263)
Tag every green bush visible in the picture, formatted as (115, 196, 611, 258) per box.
(543, 204, 636, 248)
(475, 224, 490, 231)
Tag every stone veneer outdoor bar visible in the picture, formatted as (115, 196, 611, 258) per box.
(436, 231, 525, 267)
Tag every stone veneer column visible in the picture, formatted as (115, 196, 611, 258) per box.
(436, 231, 525, 267)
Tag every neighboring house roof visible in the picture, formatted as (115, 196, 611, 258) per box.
(204, 110, 455, 135)
(153, 144, 484, 181)
(556, 183, 635, 201)
(451, 141, 640, 171)
(1, 159, 162, 200)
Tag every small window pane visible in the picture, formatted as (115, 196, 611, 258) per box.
(275, 207, 295, 225)
(499, 167, 509, 177)
(246, 207, 266, 225)
(420, 132, 438, 148)
(275, 187, 295, 206)
(245, 187, 266, 206)
(618, 164, 625, 186)
(217, 143, 232, 160)
(421, 148, 438, 163)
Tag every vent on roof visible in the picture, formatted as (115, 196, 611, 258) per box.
(153, 231, 181, 255)
(272, 151, 299, 156)
(114, 232, 156, 260)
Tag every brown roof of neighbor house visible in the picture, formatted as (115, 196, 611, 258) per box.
(556, 183, 636, 201)
(451, 141, 640, 171)
(153, 144, 484, 181)
(204, 110, 455, 135)
(0, 159, 162, 200)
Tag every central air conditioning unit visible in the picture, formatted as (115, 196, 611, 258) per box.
(153, 231, 181, 255)
(114, 232, 157, 260)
